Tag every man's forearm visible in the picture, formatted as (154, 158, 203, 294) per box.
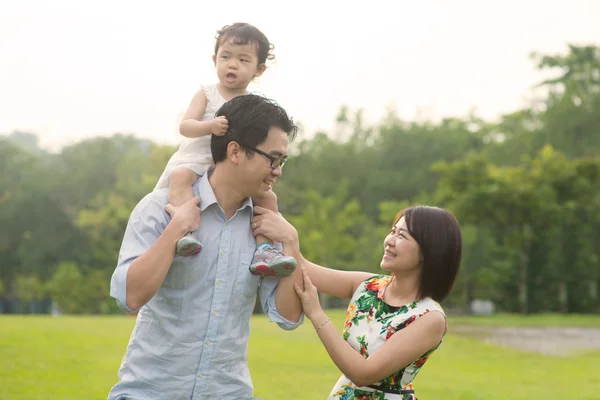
(125, 224, 182, 310)
(274, 243, 304, 323)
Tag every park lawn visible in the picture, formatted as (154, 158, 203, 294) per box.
(0, 312, 597, 400)
(448, 312, 600, 328)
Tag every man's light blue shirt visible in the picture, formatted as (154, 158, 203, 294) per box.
(108, 172, 303, 400)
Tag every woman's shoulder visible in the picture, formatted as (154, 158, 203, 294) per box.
(360, 274, 391, 291)
(385, 298, 446, 335)
(419, 297, 446, 316)
(348, 274, 389, 300)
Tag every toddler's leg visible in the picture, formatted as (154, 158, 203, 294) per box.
(168, 167, 199, 206)
(249, 190, 296, 277)
(168, 167, 203, 256)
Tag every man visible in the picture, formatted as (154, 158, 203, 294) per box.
(108, 94, 304, 400)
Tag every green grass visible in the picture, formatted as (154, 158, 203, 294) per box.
(0, 312, 598, 399)
(448, 312, 600, 328)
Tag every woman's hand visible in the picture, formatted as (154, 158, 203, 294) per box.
(293, 268, 324, 320)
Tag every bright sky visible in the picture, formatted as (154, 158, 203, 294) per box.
(1, 0, 599, 151)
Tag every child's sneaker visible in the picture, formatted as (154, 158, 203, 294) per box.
(176, 232, 203, 256)
(249, 243, 296, 277)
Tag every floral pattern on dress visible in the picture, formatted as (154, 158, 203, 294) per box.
(329, 275, 446, 400)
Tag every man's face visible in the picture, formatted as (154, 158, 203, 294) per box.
(238, 127, 289, 199)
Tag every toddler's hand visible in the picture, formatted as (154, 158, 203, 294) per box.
(211, 116, 229, 136)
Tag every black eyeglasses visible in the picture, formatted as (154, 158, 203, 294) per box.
(244, 145, 289, 169)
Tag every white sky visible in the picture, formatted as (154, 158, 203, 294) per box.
(1, 0, 599, 151)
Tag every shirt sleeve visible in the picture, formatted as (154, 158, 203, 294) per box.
(257, 276, 304, 331)
(109, 192, 169, 313)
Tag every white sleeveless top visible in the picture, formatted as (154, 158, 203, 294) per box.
(154, 84, 227, 189)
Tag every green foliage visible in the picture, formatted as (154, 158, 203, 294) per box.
(15, 275, 45, 302)
(2, 44, 600, 314)
(45, 262, 115, 314)
(46, 262, 85, 314)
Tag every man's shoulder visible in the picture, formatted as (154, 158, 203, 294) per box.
(131, 189, 169, 217)
(130, 178, 204, 219)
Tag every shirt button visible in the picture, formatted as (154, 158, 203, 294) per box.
(206, 339, 211, 345)
(220, 251, 225, 256)
(212, 310, 217, 316)
(199, 373, 203, 378)
(216, 281, 222, 286)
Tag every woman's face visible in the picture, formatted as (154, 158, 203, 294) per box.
(380, 216, 423, 273)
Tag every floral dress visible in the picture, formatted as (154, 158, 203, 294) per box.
(328, 275, 446, 400)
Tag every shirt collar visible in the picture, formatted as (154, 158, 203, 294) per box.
(196, 168, 254, 215)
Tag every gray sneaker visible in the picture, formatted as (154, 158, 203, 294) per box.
(176, 232, 203, 256)
(249, 244, 296, 277)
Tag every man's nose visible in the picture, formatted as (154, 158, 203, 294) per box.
(271, 165, 282, 177)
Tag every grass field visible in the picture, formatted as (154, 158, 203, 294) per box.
(1, 311, 598, 399)
(447, 313, 600, 328)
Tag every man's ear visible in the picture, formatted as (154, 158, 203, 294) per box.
(227, 141, 243, 164)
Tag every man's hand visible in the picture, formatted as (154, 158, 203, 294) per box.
(164, 195, 201, 236)
(251, 206, 298, 245)
(210, 116, 229, 136)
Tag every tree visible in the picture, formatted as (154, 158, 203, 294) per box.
(434, 146, 600, 313)
(288, 181, 376, 272)
(46, 262, 85, 314)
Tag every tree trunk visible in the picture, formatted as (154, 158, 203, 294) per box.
(591, 280, 598, 311)
(518, 229, 532, 315)
(558, 280, 568, 313)
(465, 276, 474, 311)
(518, 250, 529, 314)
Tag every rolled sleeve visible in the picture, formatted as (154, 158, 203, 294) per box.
(109, 191, 169, 313)
(259, 277, 304, 330)
(110, 262, 136, 313)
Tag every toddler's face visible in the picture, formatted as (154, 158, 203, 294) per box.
(213, 39, 265, 90)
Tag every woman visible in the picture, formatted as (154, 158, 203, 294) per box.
(252, 205, 462, 399)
